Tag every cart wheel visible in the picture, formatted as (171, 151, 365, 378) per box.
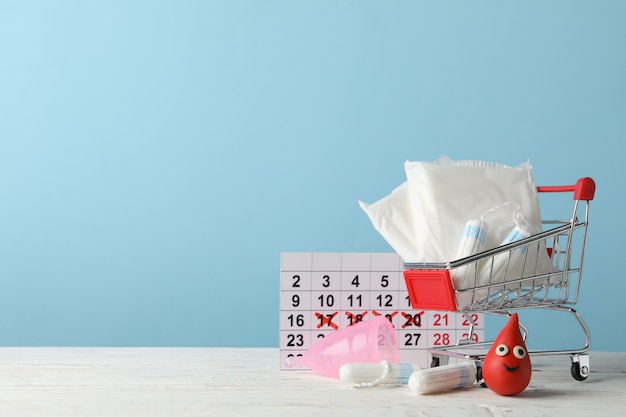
(570, 362, 589, 381)
(430, 357, 441, 368)
(475, 364, 488, 387)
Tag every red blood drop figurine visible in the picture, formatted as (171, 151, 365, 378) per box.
(482, 313, 531, 396)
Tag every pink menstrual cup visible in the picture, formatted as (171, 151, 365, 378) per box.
(301, 316, 399, 378)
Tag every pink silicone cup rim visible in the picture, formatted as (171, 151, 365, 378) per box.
(370, 315, 400, 363)
(301, 315, 400, 377)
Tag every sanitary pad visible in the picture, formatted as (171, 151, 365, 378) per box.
(403, 157, 542, 262)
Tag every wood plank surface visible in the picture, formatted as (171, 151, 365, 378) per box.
(0, 348, 623, 416)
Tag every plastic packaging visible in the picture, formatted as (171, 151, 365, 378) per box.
(359, 156, 543, 263)
(403, 157, 542, 262)
(358, 182, 417, 262)
(339, 361, 419, 387)
(408, 361, 477, 395)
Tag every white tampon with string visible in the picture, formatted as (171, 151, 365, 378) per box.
(486, 225, 532, 283)
(452, 220, 488, 305)
(339, 361, 419, 387)
(501, 225, 531, 246)
(408, 361, 477, 395)
(456, 219, 488, 260)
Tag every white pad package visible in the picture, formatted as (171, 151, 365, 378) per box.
(403, 157, 543, 262)
(359, 156, 557, 306)
(358, 182, 418, 262)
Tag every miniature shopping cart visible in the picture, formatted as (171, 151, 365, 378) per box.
(403, 177, 596, 381)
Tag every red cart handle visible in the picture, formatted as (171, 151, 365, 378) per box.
(537, 177, 595, 201)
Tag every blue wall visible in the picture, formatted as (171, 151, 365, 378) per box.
(1, 1, 624, 349)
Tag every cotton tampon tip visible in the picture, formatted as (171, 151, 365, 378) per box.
(408, 361, 477, 394)
(456, 219, 488, 259)
(501, 226, 531, 246)
(340, 361, 419, 387)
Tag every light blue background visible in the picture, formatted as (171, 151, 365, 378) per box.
(0, 1, 624, 350)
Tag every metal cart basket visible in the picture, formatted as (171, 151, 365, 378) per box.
(403, 177, 596, 381)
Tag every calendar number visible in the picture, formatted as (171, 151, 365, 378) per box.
(404, 333, 422, 346)
(376, 294, 393, 307)
(347, 294, 362, 307)
(462, 314, 480, 327)
(433, 333, 451, 346)
(462, 332, 480, 343)
(351, 275, 360, 287)
(288, 314, 304, 327)
(322, 275, 331, 288)
(380, 275, 389, 288)
(433, 313, 449, 326)
(286, 334, 304, 347)
(317, 313, 338, 329)
(284, 353, 303, 369)
(317, 294, 335, 307)
(292, 275, 301, 288)
(402, 312, 422, 328)
(347, 313, 365, 326)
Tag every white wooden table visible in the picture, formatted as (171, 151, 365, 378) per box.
(0, 348, 623, 416)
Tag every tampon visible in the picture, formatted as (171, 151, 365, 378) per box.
(452, 220, 488, 306)
(484, 225, 531, 284)
(454, 219, 488, 282)
(339, 361, 419, 387)
(500, 225, 531, 246)
(456, 220, 488, 260)
(408, 361, 477, 395)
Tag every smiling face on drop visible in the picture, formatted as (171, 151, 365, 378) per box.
(482, 313, 532, 396)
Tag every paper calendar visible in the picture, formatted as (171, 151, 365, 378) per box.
(280, 252, 485, 370)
